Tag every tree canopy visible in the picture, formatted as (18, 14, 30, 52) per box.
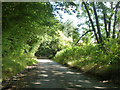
(2, 2, 72, 80)
(2, 2, 120, 84)
(53, 2, 120, 45)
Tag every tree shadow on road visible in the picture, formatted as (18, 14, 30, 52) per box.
(2, 59, 120, 89)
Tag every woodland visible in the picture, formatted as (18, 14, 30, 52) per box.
(2, 2, 120, 84)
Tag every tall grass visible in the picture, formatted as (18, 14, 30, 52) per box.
(2, 54, 37, 80)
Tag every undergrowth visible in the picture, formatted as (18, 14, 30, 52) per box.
(2, 54, 37, 80)
(53, 39, 120, 80)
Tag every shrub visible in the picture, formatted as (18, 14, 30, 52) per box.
(53, 41, 120, 79)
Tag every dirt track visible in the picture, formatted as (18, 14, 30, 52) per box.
(2, 59, 120, 89)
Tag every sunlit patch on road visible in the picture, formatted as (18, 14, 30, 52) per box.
(2, 59, 120, 89)
(36, 59, 53, 63)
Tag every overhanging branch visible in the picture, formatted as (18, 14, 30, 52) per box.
(74, 30, 93, 46)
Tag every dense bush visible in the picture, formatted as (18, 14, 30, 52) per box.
(54, 39, 120, 79)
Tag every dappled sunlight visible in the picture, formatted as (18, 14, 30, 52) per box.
(40, 79, 50, 82)
(3, 59, 120, 89)
(54, 72, 63, 75)
(66, 71, 75, 74)
(93, 86, 118, 89)
(2, 1, 120, 89)
(34, 82, 41, 85)
(78, 80, 91, 83)
(93, 86, 108, 89)
(59, 67, 67, 69)
(75, 84, 82, 87)
(38, 74, 48, 77)
(41, 71, 47, 73)
(51, 71, 58, 73)
(36, 59, 53, 63)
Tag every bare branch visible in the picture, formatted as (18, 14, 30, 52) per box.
(74, 30, 93, 46)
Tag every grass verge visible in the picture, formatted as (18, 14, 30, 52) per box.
(2, 55, 38, 81)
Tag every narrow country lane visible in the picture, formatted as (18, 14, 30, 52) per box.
(2, 59, 120, 89)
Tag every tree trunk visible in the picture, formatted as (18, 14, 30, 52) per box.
(83, 2, 99, 44)
(108, 2, 113, 38)
(93, 2, 103, 44)
(104, 13, 108, 38)
(108, 19, 111, 38)
(112, 1, 120, 39)
(108, 2, 120, 38)
(117, 30, 120, 39)
(100, 2, 108, 38)
(112, 10, 117, 39)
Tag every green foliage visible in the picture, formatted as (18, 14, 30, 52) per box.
(2, 2, 59, 80)
(35, 29, 72, 58)
(2, 2, 73, 80)
(54, 40, 120, 79)
(2, 54, 37, 80)
(2, 2, 120, 82)
(2, 56, 37, 80)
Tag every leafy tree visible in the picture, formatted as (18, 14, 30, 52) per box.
(2, 2, 65, 80)
(35, 23, 73, 58)
(60, 20, 79, 45)
(53, 2, 120, 45)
